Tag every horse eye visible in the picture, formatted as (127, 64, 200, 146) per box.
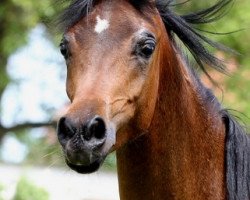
(140, 41, 156, 58)
(135, 37, 156, 59)
(60, 42, 69, 59)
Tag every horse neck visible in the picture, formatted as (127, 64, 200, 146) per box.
(116, 41, 226, 200)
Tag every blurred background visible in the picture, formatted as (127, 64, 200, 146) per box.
(0, 0, 249, 199)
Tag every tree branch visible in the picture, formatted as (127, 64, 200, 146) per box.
(0, 121, 57, 138)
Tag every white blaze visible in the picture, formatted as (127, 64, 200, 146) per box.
(94, 16, 110, 34)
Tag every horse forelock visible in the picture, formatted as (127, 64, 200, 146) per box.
(58, 0, 94, 31)
(58, 0, 154, 31)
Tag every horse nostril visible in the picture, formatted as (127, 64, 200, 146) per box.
(88, 116, 106, 140)
(57, 117, 76, 142)
(58, 116, 106, 143)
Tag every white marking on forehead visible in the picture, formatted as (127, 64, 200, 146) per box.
(94, 16, 110, 34)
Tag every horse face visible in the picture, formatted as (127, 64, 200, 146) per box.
(57, 0, 164, 173)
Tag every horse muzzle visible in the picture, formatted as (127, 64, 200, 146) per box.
(57, 115, 115, 173)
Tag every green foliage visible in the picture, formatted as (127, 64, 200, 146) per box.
(13, 176, 49, 200)
(224, 65, 250, 125)
(0, 183, 4, 200)
(0, 0, 59, 57)
(211, 0, 250, 124)
(15, 131, 64, 167)
(25, 137, 64, 167)
(103, 153, 117, 171)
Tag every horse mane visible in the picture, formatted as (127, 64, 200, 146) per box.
(59, 0, 250, 198)
(156, 0, 234, 79)
(221, 110, 250, 200)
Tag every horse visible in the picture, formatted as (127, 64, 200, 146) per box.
(56, 0, 250, 199)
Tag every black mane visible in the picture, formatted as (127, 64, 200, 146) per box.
(222, 110, 250, 200)
(59, 0, 250, 199)
(156, 0, 234, 79)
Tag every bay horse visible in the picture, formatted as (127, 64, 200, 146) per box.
(56, 0, 250, 199)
